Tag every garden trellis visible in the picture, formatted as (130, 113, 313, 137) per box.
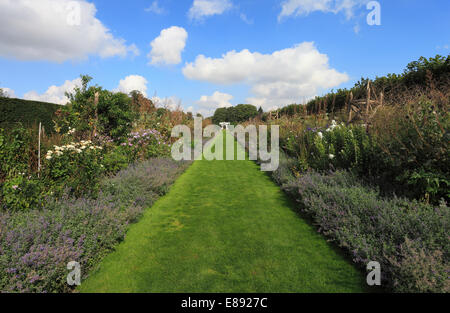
(346, 80, 385, 125)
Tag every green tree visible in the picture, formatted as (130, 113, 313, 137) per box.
(212, 104, 258, 124)
(233, 104, 258, 122)
(60, 75, 134, 140)
(63, 75, 98, 136)
(98, 91, 134, 140)
(212, 107, 229, 124)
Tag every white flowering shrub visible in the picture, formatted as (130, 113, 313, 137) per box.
(43, 140, 105, 197)
(307, 121, 378, 172)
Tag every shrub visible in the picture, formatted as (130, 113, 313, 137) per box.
(282, 170, 449, 292)
(387, 238, 450, 293)
(270, 152, 297, 186)
(101, 148, 129, 175)
(278, 106, 449, 203)
(1, 175, 43, 211)
(57, 75, 134, 141)
(280, 120, 379, 175)
(372, 98, 450, 202)
(0, 127, 33, 181)
(0, 158, 191, 293)
(97, 91, 135, 140)
(119, 129, 171, 163)
(307, 121, 379, 174)
(212, 104, 258, 124)
(42, 140, 105, 197)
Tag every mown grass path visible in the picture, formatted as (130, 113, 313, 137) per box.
(80, 133, 366, 292)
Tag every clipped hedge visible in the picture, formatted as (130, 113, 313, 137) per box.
(0, 97, 60, 133)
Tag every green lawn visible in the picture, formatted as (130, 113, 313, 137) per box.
(80, 132, 367, 293)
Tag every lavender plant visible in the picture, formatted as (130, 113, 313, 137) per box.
(281, 170, 449, 292)
(0, 158, 191, 293)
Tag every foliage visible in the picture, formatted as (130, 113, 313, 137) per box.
(371, 98, 450, 202)
(212, 104, 258, 124)
(119, 129, 171, 162)
(402, 55, 450, 87)
(0, 97, 60, 133)
(303, 121, 378, 174)
(0, 126, 33, 181)
(97, 91, 135, 140)
(58, 75, 134, 141)
(1, 175, 43, 211)
(57, 75, 98, 136)
(0, 74, 184, 211)
(277, 118, 378, 173)
(280, 170, 450, 293)
(0, 158, 190, 293)
(101, 148, 129, 174)
(0, 74, 193, 292)
(274, 92, 449, 203)
(42, 140, 105, 197)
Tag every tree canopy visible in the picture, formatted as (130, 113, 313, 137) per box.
(212, 104, 258, 124)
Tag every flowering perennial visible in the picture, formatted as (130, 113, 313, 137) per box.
(46, 141, 103, 160)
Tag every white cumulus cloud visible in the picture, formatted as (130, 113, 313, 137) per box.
(195, 91, 233, 116)
(0, 0, 139, 62)
(279, 0, 368, 21)
(183, 42, 349, 111)
(148, 26, 188, 65)
(188, 0, 233, 20)
(23, 78, 82, 105)
(114, 75, 148, 97)
(145, 1, 165, 14)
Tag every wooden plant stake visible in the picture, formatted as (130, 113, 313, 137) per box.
(92, 91, 99, 139)
(38, 122, 41, 177)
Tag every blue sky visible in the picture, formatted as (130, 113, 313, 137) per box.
(1, 0, 449, 115)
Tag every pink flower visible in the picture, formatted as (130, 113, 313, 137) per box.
(12, 185, 19, 190)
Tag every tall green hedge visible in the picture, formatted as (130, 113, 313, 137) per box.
(0, 97, 60, 133)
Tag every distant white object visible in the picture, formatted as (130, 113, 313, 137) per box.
(219, 122, 230, 130)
